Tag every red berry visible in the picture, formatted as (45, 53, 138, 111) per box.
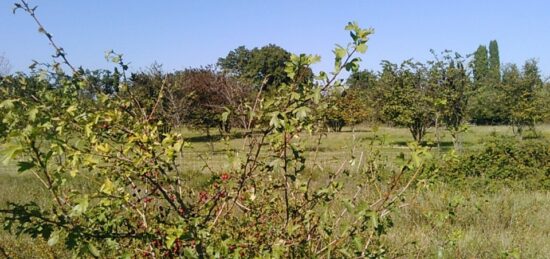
(221, 172, 230, 181)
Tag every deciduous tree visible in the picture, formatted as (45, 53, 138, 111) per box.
(218, 44, 292, 90)
(377, 60, 435, 143)
(429, 51, 471, 149)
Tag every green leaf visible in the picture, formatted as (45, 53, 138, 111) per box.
(183, 248, 197, 258)
(27, 108, 39, 122)
(87, 243, 100, 257)
(0, 99, 17, 109)
(343, 199, 355, 213)
(161, 134, 174, 146)
(294, 107, 310, 120)
(173, 140, 184, 152)
(353, 236, 364, 251)
(309, 55, 321, 64)
(339, 248, 352, 257)
(284, 62, 296, 79)
(369, 211, 379, 229)
(100, 178, 115, 195)
(334, 46, 347, 60)
(84, 123, 93, 137)
(286, 223, 300, 235)
(166, 228, 184, 248)
(111, 55, 121, 64)
(70, 195, 89, 217)
(66, 105, 78, 116)
(356, 43, 368, 54)
(1, 143, 23, 165)
(345, 21, 358, 31)
(269, 112, 282, 128)
(47, 231, 60, 246)
(17, 161, 35, 173)
(69, 168, 78, 177)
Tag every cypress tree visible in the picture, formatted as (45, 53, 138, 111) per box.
(489, 40, 501, 82)
(472, 45, 489, 84)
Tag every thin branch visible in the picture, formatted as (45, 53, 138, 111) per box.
(17, 1, 77, 73)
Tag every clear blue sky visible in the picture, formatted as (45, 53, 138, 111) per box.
(1, 1, 550, 77)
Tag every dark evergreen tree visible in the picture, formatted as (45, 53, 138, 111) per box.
(489, 40, 501, 82)
(472, 45, 489, 85)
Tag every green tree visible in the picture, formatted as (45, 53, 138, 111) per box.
(325, 88, 370, 132)
(127, 63, 169, 124)
(429, 51, 472, 150)
(469, 43, 507, 125)
(489, 40, 501, 83)
(216, 46, 251, 78)
(472, 45, 489, 85)
(218, 44, 294, 89)
(82, 68, 121, 96)
(542, 82, 550, 123)
(347, 69, 378, 90)
(505, 59, 545, 135)
(377, 60, 435, 143)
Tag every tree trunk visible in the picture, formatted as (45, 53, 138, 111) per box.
(435, 114, 441, 152)
(351, 125, 356, 156)
(451, 131, 461, 152)
(206, 127, 214, 154)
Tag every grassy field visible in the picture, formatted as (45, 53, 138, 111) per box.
(1, 125, 549, 258)
(178, 124, 550, 172)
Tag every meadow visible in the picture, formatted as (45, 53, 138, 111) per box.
(1, 125, 549, 258)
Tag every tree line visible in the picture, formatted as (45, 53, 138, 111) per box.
(345, 50, 548, 146)
(2, 40, 549, 145)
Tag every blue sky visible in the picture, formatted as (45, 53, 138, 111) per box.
(1, 1, 550, 77)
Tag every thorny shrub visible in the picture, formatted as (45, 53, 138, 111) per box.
(0, 1, 431, 257)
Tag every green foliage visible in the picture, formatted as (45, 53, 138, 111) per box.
(325, 88, 371, 131)
(467, 39, 549, 128)
(441, 135, 550, 189)
(429, 50, 472, 148)
(4, 2, 550, 256)
(217, 44, 310, 90)
(469, 43, 503, 125)
(1, 12, 428, 257)
(469, 52, 547, 128)
(472, 45, 489, 85)
(377, 60, 435, 143)
(347, 69, 378, 90)
(488, 40, 501, 82)
(468, 85, 510, 125)
(508, 59, 545, 134)
(82, 68, 121, 96)
(540, 83, 550, 123)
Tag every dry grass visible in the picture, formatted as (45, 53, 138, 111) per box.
(385, 185, 550, 258)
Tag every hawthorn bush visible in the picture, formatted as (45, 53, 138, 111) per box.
(1, 2, 431, 257)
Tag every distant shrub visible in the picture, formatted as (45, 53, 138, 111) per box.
(441, 135, 550, 189)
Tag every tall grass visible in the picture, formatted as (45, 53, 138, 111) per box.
(386, 185, 550, 258)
